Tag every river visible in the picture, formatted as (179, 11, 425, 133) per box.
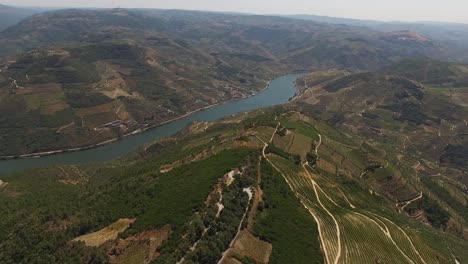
(0, 73, 302, 175)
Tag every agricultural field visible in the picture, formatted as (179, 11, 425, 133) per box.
(1, 66, 468, 263)
(260, 111, 467, 263)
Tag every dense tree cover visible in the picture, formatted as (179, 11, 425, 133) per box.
(381, 57, 468, 86)
(240, 110, 281, 129)
(323, 72, 374, 92)
(420, 177, 467, 222)
(154, 153, 257, 263)
(440, 144, 468, 168)
(418, 197, 450, 229)
(0, 147, 254, 263)
(254, 160, 323, 264)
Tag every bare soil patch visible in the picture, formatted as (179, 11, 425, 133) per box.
(110, 225, 172, 264)
(231, 230, 272, 264)
(288, 133, 312, 159)
(73, 218, 136, 247)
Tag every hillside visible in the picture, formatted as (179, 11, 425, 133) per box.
(381, 57, 468, 86)
(1, 8, 467, 156)
(296, 70, 468, 168)
(0, 6, 467, 264)
(294, 70, 468, 233)
(286, 14, 468, 55)
(1, 94, 466, 263)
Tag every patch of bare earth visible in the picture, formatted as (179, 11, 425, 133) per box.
(246, 156, 264, 232)
(317, 158, 337, 174)
(57, 166, 89, 185)
(160, 148, 213, 173)
(221, 230, 272, 264)
(0, 179, 7, 189)
(72, 218, 136, 247)
(0, 182, 21, 198)
(109, 225, 172, 264)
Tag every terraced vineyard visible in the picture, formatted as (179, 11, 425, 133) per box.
(258, 111, 467, 264)
(1, 70, 467, 263)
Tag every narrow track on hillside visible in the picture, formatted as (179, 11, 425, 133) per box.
(397, 191, 423, 211)
(366, 211, 427, 264)
(356, 211, 417, 264)
(314, 134, 322, 167)
(337, 188, 356, 209)
(217, 187, 253, 264)
(302, 162, 342, 264)
(261, 122, 332, 264)
(262, 120, 430, 264)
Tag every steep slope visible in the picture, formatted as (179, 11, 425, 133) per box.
(0, 8, 455, 67)
(0, 37, 282, 156)
(0, 8, 464, 156)
(381, 57, 468, 86)
(0, 8, 454, 156)
(295, 71, 468, 236)
(287, 14, 468, 59)
(1, 106, 466, 263)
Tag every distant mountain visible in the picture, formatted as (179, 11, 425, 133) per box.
(285, 14, 468, 50)
(284, 14, 382, 27)
(0, 8, 467, 155)
(0, 4, 49, 31)
(0, 8, 467, 264)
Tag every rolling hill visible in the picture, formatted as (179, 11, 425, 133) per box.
(1, 70, 467, 263)
(0, 9, 467, 263)
(1, 8, 467, 156)
(381, 57, 468, 87)
(286, 13, 468, 55)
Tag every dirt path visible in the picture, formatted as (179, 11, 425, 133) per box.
(9, 77, 19, 89)
(264, 154, 330, 264)
(355, 211, 417, 264)
(262, 119, 431, 264)
(367, 211, 427, 264)
(217, 187, 253, 264)
(261, 122, 334, 264)
(337, 188, 356, 209)
(247, 156, 264, 232)
(56, 122, 75, 133)
(313, 133, 322, 167)
(179, 186, 226, 264)
(303, 163, 342, 264)
(115, 103, 124, 115)
(397, 192, 423, 212)
(315, 134, 322, 155)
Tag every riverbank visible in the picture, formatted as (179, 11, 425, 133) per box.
(0, 73, 305, 161)
(0, 95, 251, 160)
(0, 73, 304, 174)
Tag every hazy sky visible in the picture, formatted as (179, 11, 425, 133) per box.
(3, 0, 468, 24)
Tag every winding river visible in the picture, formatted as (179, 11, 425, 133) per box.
(0, 73, 302, 175)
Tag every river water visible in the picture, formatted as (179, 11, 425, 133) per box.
(0, 73, 302, 175)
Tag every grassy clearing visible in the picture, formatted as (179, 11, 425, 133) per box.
(0, 147, 253, 263)
(114, 244, 149, 264)
(287, 133, 312, 159)
(278, 117, 319, 141)
(73, 218, 135, 247)
(231, 230, 272, 264)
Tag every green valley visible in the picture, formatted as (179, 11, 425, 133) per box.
(0, 4, 467, 264)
